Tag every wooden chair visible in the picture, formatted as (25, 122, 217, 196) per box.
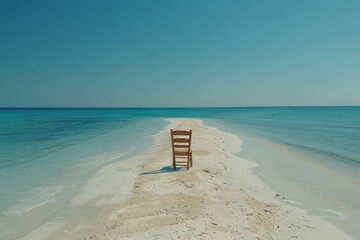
(170, 129, 193, 170)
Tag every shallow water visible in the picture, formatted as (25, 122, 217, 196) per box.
(0, 109, 166, 239)
(207, 121, 360, 237)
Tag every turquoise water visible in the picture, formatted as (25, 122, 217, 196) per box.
(0, 108, 166, 239)
(0, 107, 359, 239)
(207, 107, 360, 167)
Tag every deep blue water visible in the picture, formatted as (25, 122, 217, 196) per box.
(0, 107, 359, 239)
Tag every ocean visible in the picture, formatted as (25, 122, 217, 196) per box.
(0, 107, 359, 239)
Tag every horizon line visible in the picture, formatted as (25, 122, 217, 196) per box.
(0, 105, 359, 109)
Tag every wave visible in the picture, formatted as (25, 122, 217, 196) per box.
(1, 186, 65, 217)
(283, 142, 360, 167)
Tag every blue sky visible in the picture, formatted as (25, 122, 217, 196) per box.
(1, 0, 359, 107)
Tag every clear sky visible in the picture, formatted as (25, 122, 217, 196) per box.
(1, 0, 359, 107)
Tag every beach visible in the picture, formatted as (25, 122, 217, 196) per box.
(2, 0, 359, 238)
(2, 1, 360, 238)
(18, 118, 353, 240)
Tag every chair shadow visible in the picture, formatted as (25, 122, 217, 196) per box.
(139, 166, 182, 175)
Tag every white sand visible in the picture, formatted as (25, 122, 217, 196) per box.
(22, 118, 353, 240)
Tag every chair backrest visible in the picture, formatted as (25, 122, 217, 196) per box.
(170, 129, 192, 154)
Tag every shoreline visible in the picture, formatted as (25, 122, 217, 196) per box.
(204, 118, 360, 237)
(21, 118, 353, 239)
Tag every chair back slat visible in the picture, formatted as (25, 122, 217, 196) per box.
(174, 151, 190, 156)
(173, 145, 189, 148)
(172, 130, 191, 135)
(173, 138, 190, 143)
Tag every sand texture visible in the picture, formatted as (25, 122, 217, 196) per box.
(27, 118, 352, 240)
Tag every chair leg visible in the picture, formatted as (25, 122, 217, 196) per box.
(173, 156, 176, 170)
(190, 153, 193, 167)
